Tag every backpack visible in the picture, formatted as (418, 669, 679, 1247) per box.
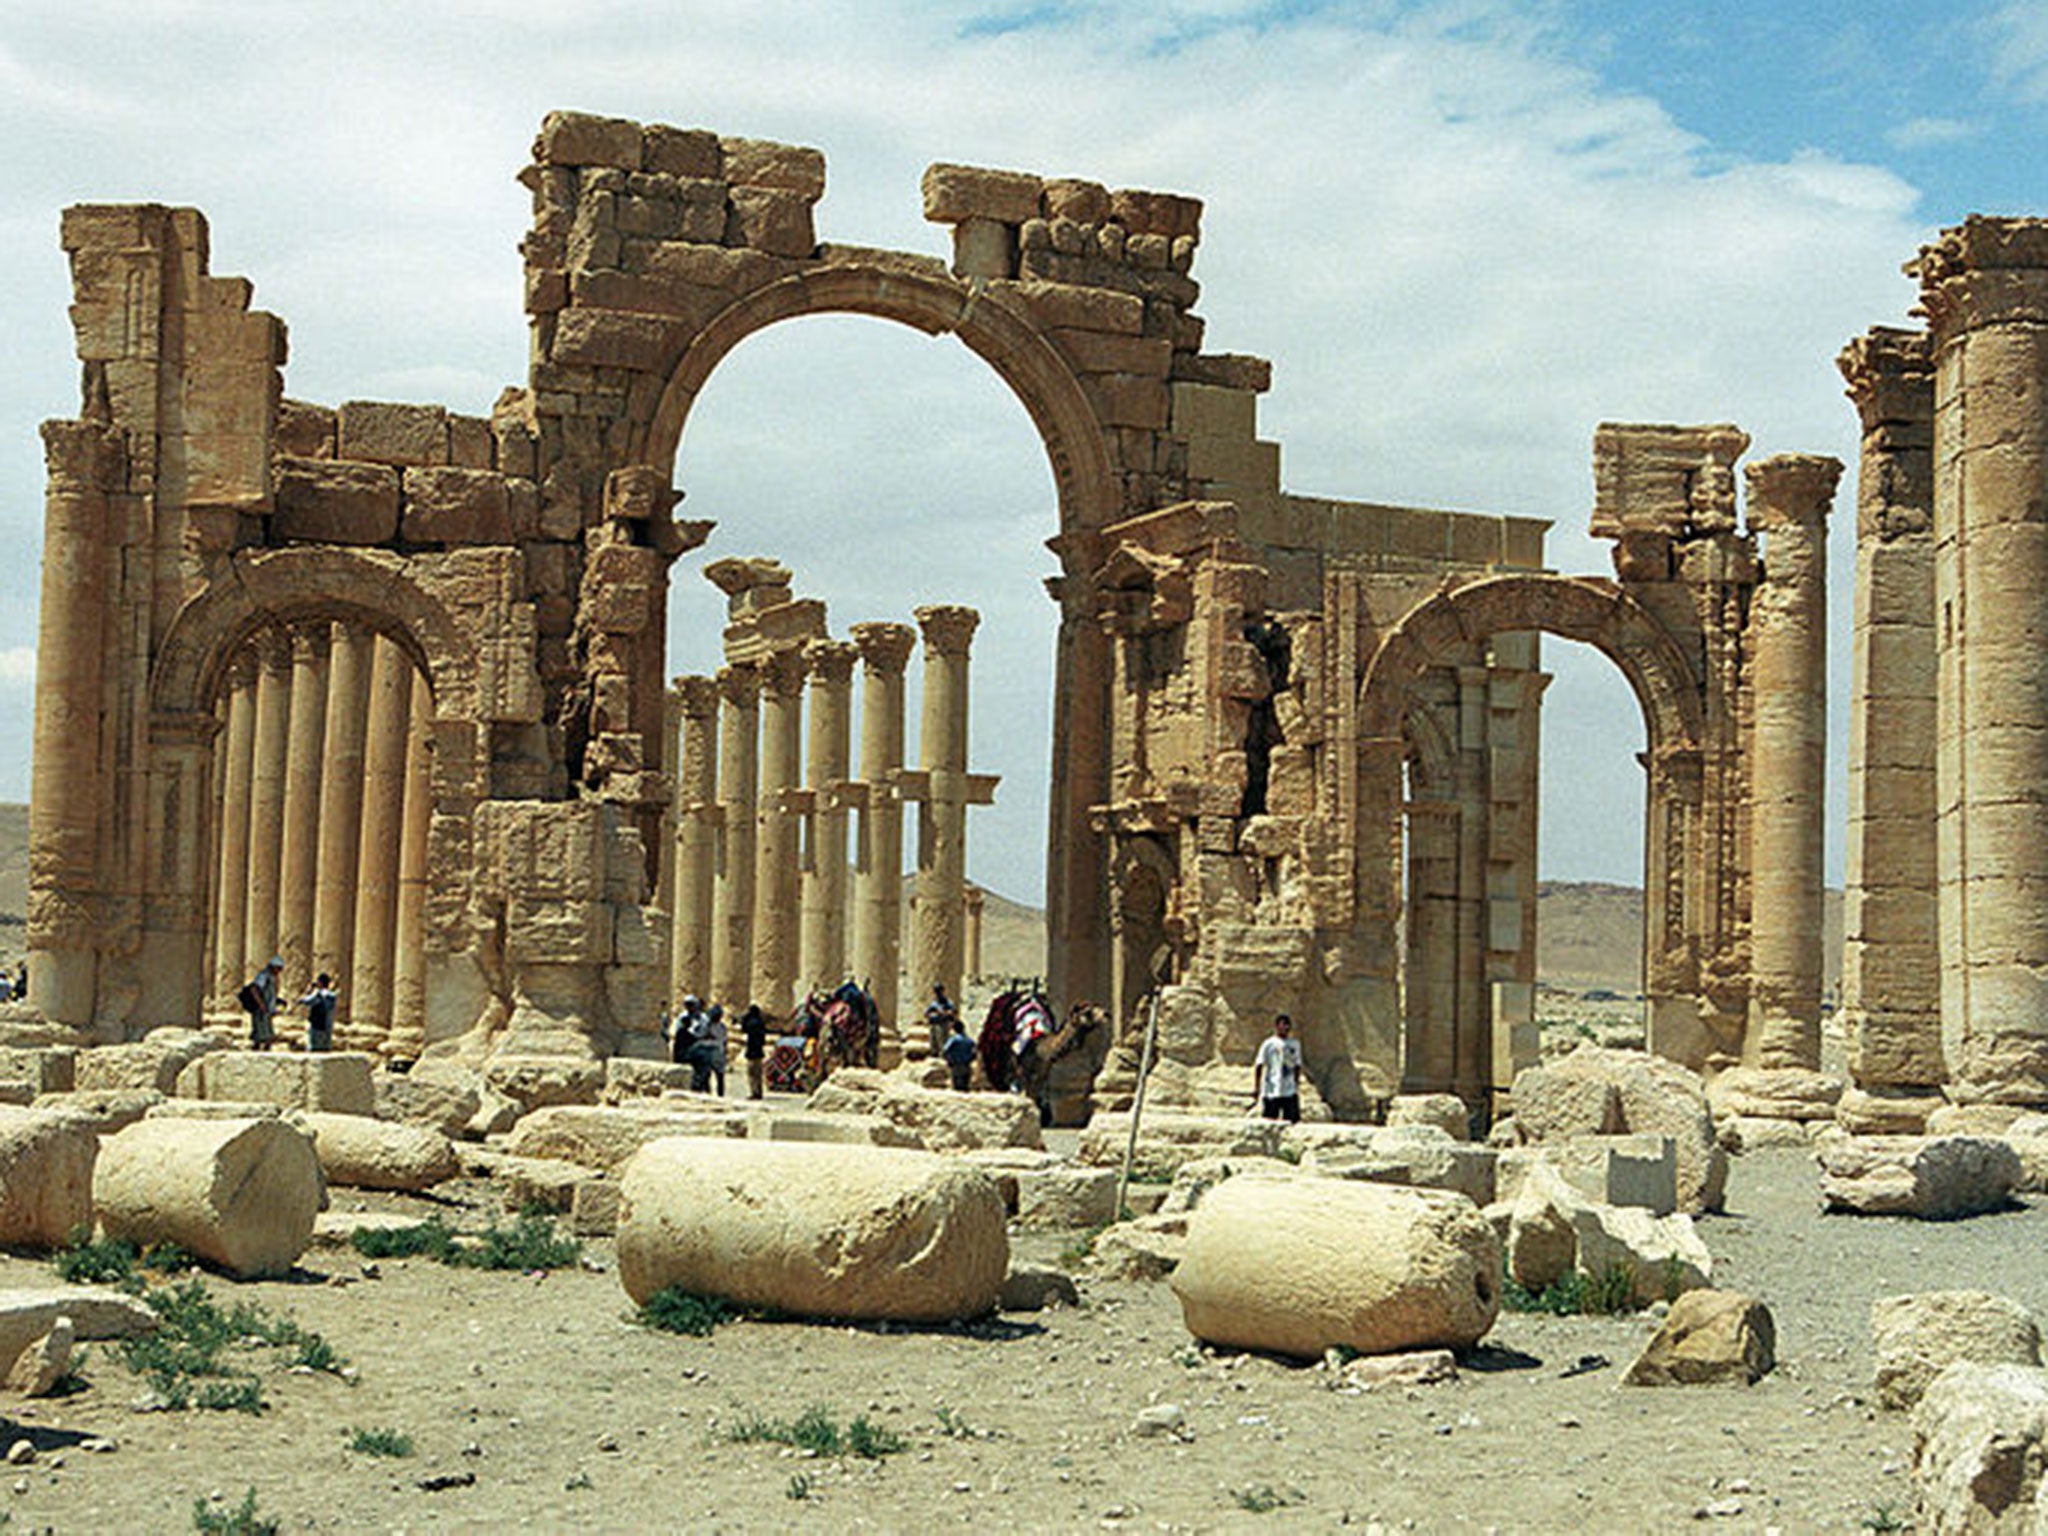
(236, 981, 263, 1013)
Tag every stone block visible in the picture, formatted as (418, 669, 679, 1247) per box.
(642, 124, 721, 179)
(1624, 1291, 1776, 1386)
(1820, 1134, 2021, 1218)
(922, 162, 1040, 224)
(1874, 1290, 2043, 1410)
(726, 186, 815, 258)
(275, 398, 335, 458)
(337, 401, 448, 466)
(721, 136, 825, 198)
(271, 457, 401, 545)
(402, 467, 513, 545)
(536, 110, 644, 170)
(175, 1051, 377, 1116)
(503, 1104, 747, 1173)
(1014, 1166, 1120, 1230)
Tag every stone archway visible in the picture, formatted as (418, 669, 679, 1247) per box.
(1358, 573, 1712, 1094)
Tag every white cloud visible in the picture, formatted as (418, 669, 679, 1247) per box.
(0, 650, 33, 687)
(1886, 115, 1983, 151)
(0, 1, 1945, 897)
(1989, 0, 2048, 101)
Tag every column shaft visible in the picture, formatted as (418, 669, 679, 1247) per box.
(243, 628, 292, 976)
(709, 666, 759, 1010)
(908, 606, 979, 1012)
(348, 636, 413, 1047)
(312, 624, 375, 1002)
(1744, 455, 1839, 1069)
(751, 649, 806, 1017)
(390, 677, 434, 1057)
(800, 642, 857, 992)
(278, 625, 330, 987)
(211, 652, 258, 1001)
(670, 677, 720, 1001)
(852, 623, 914, 1039)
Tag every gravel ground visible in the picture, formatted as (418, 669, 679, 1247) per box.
(0, 1142, 2035, 1533)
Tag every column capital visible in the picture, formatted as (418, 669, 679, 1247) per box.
(758, 645, 810, 699)
(223, 646, 258, 692)
(1745, 454, 1841, 532)
(673, 674, 720, 719)
(805, 639, 859, 686)
(914, 604, 981, 657)
(39, 418, 126, 493)
(290, 623, 332, 667)
(1836, 326, 1933, 430)
(714, 662, 759, 708)
(850, 621, 916, 675)
(254, 626, 294, 678)
(1912, 216, 2048, 339)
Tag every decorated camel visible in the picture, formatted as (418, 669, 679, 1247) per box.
(979, 989, 1113, 1126)
(796, 981, 880, 1083)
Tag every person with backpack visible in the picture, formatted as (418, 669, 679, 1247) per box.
(298, 973, 339, 1053)
(238, 957, 284, 1050)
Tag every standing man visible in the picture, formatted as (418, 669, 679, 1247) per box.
(740, 1004, 769, 1099)
(942, 1016, 978, 1093)
(238, 957, 284, 1050)
(925, 983, 959, 1056)
(1252, 1013, 1303, 1123)
(299, 973, 339, 1053)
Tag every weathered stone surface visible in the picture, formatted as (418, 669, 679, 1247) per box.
(145, 1099, 288, 1121)
(1504, 1161, 1583, 1292)
(1707, 1066, 1844, 1122)
(751, 1111, 919, 1148)
(1927, 1104, 2027, 1138)
(0, 1107, 96, 1250)
(94, 1117, 323, 1278)
(76, 1031, 219, 1095)
(1300, 1129, 1497, 1206)
(1819, 1135, 2021, 1219)
(1089, 1213, 1188, 1281)
(1077, 1113, 1283, 1180)
(1874, 1291, 2044, 1410)
(1000, 1264, 1080, 1311)
(1570, 1200, 1714, 1306)
(175, 1051, 376, 1115)
(1837, 1087, 1942, 1135)
(1529, 1048, 1725, 1213)
(336, 400, 447, 466)
(1497, 1135, 1677, 1214)
(0, 1289, 155, 1385)
(494, 1153, 600, 1214)
(1509, 1068, 1622, 1140)
(569, 1179, 620, 1237)
(1014, 1165, 1120, 1230)
(2003, 1113, 2048, 1193)
(1718, 1116, 1816, 1154)
(601, 1059, 698, 1103)
(6, 1316, 73, 1396)
(1172, 1177, 1500, 1360)
(1157, 1154, 1297, 1216)
(0, 1049, 75, 1097)
(373, 1073, 481, 1140)
(484, 1056, 606, 1113)
(1335, 1348, 1459, 1391)
(272, 456, 401, 543)
(1912, 1362, 2048, 1533)
(808, 1070, 1043, 1153)
(1386, 1093, 1470, 1140)
(32, 1090, 162, 1135)
(402, 466, 513, 545)
(617, 1138, 1006, 1323)
(503, 1104, 746, 1174)
(311, 1211, 431, 1248)
(301, 1112, 457, 1192)
(1624, 1290, 1776, 1386)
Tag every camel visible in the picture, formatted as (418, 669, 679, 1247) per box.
(1016, 1001, 1113, 1127)
(797, 982, 879, 1083)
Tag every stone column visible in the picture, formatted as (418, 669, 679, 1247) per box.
(1915, 219, 2048, 1102)
(851, 622, 915, 1039)
(963, 884, 986, 983)
(389, 678, 434, 1058)
(312, 623, 375, 1002)
(669, 676, 720, 1003)
(27, 420, 123, 1024)
(1743, 453, 1839, 1070)
(278, 624, 330, 987)
(751, 647, 807, 1017)
(908, 605, 979, 1013)
(211, 650, 258, 1002)
(347, 636, 413, 1048)
(242, 627, 292, 977)
(709, 664, 759, 1010)
(1046, 565, 1113, 1013)
(800, 640, 858, 992)
(1839, 327, 1943, 1093)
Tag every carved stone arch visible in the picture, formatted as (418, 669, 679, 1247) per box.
(1359, 573, 1703, 754)
(152, 547, 476, 720)
(634, 263, 1122, 536)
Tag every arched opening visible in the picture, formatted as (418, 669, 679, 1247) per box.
(661, 312, 1059, 1024)
(203, 617, 436, 1056)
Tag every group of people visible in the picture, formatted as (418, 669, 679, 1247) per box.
(237, 957, 339, 1053)
(0, 962, 26, 1005)
(662, 996, 770, 1098)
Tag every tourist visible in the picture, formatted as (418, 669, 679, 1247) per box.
(299, 973, 339, 1053)
(925, 983, 958, 1055)
(10, 963, 21, 1002)
(943, 1016, 977, 1093)
(705, 1003, 728, 1097)
(238, 957, 284, 1050)
(0, 971, 11, 1004)
(665, 995, 702, 1067)
(1252, 1013, 1303, 1123)
(740, 1003, 768, 1099)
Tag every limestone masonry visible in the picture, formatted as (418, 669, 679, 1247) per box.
(22, 111, 2045, 1121)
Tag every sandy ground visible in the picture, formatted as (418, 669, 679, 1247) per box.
(0, 1139, 2037, 1534)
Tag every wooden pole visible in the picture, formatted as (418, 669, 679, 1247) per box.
(1114, 991, 1162, 1222)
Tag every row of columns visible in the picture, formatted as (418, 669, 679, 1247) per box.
(667, 606, 993, 1036)
(208, 622, 433, 1055)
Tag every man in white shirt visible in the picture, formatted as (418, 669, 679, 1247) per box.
(1252, 1013, 1303, 1122)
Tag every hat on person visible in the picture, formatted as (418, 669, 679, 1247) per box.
(267, 956, 284, 970)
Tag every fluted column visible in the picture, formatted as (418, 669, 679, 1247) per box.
(852, 622, 915, 1040)
(211, 650, 259, 1001)
(908, 605, 979, 1013)
(242, 627, 292, 977)
(278, 625, 330, 987)
(348, 636, 414, 1048)
(389, 677, 434, 1057)
(752, 647, 807, 1017)
(1839, 327, 1942, 1092)
(801, 640, 858, 993)
(709, 664, 759, 1010)
(312, 623, 375, 1004)
(1916, 219, 2048, 1102)
(670, 676, 720, 1003)
(1744, 454, 1839, 1069)
(27, 420, 124, 1024)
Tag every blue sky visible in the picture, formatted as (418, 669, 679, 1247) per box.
(0, 1, 2043, 903)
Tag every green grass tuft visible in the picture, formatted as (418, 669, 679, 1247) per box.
(348, 1213, 581, 1272)
(728, 1405, 906, 1460)
(348, 1426, 415, 1458)
(1232, 1485, 1304, 1513)
(1501, 1261, 1642, 1317)
(192, 1487, 276, 1535)
(638, 1287, 734, 1336)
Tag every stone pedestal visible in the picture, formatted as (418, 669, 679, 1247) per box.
(1744, 453, 1839, 1069)
(1839, 327, 1943, 1093)
(710, 664, 759, 1011)
(851, 623, 914, 1039)
(669, 676, 719, 1003)
(1915, 219, 2048, 1103)
(800, 641, 857, 992)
